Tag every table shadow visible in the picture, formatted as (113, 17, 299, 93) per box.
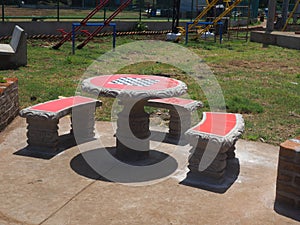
(70, 147, 179, 183)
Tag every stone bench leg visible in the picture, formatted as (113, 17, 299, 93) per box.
(188, 139, 229, 182)
(26, 118, 59, 153)
(168, 108, 191, 140)
(226, 145, 236, 159)
(71, 105, 97, 141)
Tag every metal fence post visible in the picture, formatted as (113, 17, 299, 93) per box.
(57, 0, 60, 22)
(2, 0, 4, 22)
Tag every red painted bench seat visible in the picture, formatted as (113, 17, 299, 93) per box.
(185, 112, 244, 182)
(19, 96, 102, 154)
(20, 96, 101, 120)
(147, 97, 203, 111)
(188, 112, 242, 138)
(146, 97, 203, 140)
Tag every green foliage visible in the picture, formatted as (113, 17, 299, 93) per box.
(226, 96, 264, 114)
(247, 134, 260, 141)
(134, 22, 148, 31)
(0, 76, 6, 83)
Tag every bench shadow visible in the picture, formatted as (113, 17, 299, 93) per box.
(14, 134, 96, 160)
(274, 201, 300, 222)
(70, 147, 178, 183)
(180, 158, 240, 194)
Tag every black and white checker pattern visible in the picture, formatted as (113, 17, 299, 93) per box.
(109, 77, 159, 87)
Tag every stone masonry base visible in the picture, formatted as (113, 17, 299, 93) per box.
(0, 78, 19, 132)
(276, 136, 300, 210)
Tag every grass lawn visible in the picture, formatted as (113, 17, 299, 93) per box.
(0, 34, 299, 145)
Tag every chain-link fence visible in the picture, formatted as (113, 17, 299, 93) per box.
(1, 0, 260, 22)
(1, 0, 176, 22)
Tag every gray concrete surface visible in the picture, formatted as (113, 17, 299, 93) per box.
(0, 116, 299, 225)
(250, 31, 300, 50)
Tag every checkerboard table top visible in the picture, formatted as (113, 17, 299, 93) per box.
(90, 74, 180, 90)
(81, 74, 187, 99)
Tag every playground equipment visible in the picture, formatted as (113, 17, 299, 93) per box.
(176, 0, 219, 38)
(176, 0, 242, 41)
(77, 0, 131, 49)
(52, 0, 132, 50)
(184, 21, 224, 44)
(72, 23, 116, 54)
(52, 0, 109, 49)
(187, 0, 219, 33)
(223, 0, 231, 8)
(282, 0, 300, 31)
(196, 0, 242, 39)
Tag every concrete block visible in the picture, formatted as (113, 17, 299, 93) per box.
(0, 25, 27, 69)
(250, 31, 276, 45)
(250, 31, 300, 50)
(277, 35, 300, 50)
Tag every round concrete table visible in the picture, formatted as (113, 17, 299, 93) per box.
(81, 74, 187, 160)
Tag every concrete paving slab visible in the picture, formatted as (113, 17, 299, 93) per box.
(0, 117, 98, 225)
(0, 117, 299, 224)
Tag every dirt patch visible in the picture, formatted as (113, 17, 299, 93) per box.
(4, 6, 59, 17)
(212, 59, 299, 75)
(231, 60, 297, 73)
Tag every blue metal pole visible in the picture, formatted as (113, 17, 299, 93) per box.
(113, 24, 116, 49)
(219, 22, 223, 44)
(185, 22, 189, 45)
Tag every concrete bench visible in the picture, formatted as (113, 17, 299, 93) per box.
(185, 112, 244, 183)
(146, 97, 203, 140)
(19, 96, 101, 154)
(0, 25, 27, 69)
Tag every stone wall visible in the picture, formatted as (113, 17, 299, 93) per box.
(0, 78, 19, 132)
(0, 22, 175, 37)
(0, 20, 258, 37)
(276, 136, 300, 209)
